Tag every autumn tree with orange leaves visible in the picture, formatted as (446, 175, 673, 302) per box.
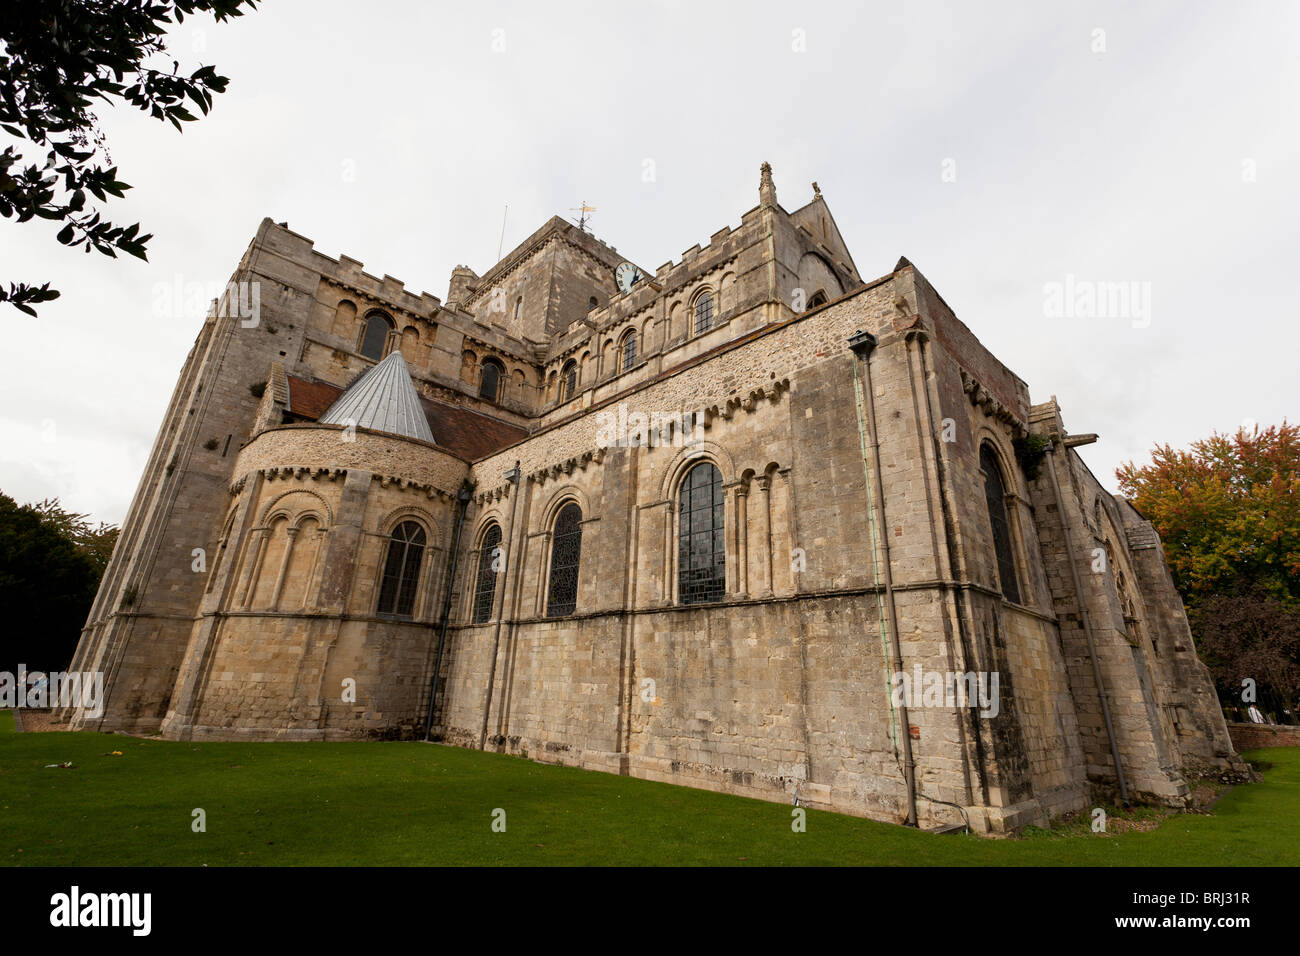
(1117, 422, 1300, 721)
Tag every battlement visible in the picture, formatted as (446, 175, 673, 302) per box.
(253, 219, 443, 319)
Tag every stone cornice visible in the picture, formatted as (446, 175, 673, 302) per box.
(370, 472, 460, 502)
(527, 446, 606, 487)
(699, 378, 791, 426)
(230, 466, 458, 503)
(959, 368, 1027, 436)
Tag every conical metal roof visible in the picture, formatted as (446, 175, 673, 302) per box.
(318, 350, 436, 443)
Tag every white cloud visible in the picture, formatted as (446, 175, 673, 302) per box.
(1, 0, 1296, 523)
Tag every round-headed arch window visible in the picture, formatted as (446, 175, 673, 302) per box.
(620, 329, 638, 371)
(980, 444, 1021, 605)
(693, 292, 714, 335)
(479, 358, 504, 402)
(377, 521, 426, 617)
(546, 502, 583, 617)
(360, 312, 393, 361)
(472, 523, 503, 624)
(678, 462, 724, 604)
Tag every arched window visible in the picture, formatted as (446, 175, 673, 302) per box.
(678, 462, 725, 604)
(807, 290, 828, 309)
(479, 359, 503, 402)
(588, 296, 599, 312)
(980, 444, 1021, 604)
(693, 292, 714, 335)
(472, 523, 503, 624)
(620, 329, 638, 371)
(360, 312, 392, 361)
(377, 521, 426, 617)
(561, 360, 578, 401)
(546, 503, 583, 617)
(514, 297, 523, 322)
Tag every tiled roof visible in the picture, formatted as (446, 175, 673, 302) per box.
(286, 372, 527, 461)
(285, 377, 340, 420)
(417, 396, 527, 460)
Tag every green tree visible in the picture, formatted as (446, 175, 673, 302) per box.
(0, 491, 103, 672)
(1118, 422, 1300, 722)
(1, 0, 260, 315)
(28, 497, 119, 573)
(1190, 585, 1300, 724)
(1116, 422, 1300, 605)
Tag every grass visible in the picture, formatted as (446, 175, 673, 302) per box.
(1, 709, 1295, 866)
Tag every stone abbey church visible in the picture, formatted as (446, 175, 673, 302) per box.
(65, 164, 1240, 832)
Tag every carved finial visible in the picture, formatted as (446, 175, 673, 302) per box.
(759, 161, 777, 207)
(812, 181, 821, 197)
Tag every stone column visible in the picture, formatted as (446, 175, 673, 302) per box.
(664, 501, 677, 605)
(238, 528, 269, 609)
(270, 526, 299, 610)
(758, 475, 773, 597)
(734, 483, 749, 596)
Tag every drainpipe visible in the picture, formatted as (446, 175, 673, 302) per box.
(849, 330, 918, 827)
(423, 479, 474, 741)
(1045, 439, 1129, 802)
(480, 461, 522, 749)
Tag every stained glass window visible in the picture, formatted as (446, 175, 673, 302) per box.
(472, 523, 503, 624)
(546, 503, 583, 617)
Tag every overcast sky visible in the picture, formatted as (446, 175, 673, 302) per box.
(1, 0, 1296, 525)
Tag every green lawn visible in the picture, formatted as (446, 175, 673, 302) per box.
(1, 709, 1294, 866)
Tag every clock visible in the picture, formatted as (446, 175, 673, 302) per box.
(615, 261, 644, 294)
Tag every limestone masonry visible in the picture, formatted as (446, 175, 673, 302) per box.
(64, 164, 1243, 832)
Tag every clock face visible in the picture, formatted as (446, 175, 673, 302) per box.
(615, 261, 643, 294)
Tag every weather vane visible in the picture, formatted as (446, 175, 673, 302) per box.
(570, 200, 596, 233)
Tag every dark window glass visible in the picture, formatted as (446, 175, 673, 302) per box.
(981, 445, 1021, 604)
(588, 296, 598, 311)
(546, 503, 583, 617)
(472, 524, 503, 624)
(360, 313, 391, 360)
(479, 361, 502, 402)
(694, 294, 713, 335)
(621, 331, 637, 371)
(808, 290, 828, 308)
(678, 462, 724, 604)
(377, 521, 426, 616)
(562, 361, 577, 400)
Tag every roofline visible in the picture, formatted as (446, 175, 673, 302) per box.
(470, 267, 900, 464)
